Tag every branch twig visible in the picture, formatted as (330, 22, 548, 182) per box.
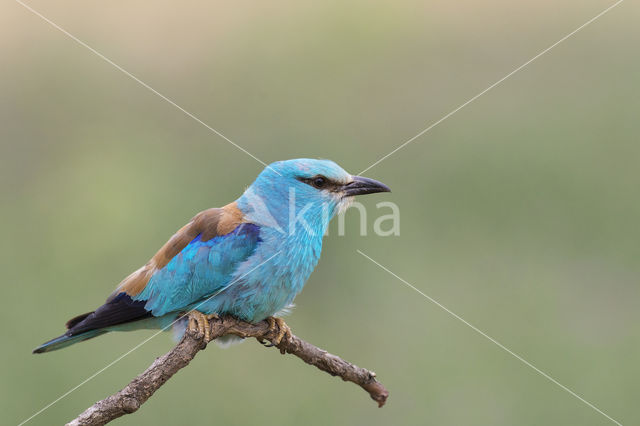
(67, 316, 389, 425)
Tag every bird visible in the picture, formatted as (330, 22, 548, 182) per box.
(33, 158, 390, 353)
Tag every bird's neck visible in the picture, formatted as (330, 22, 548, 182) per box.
(236, 185, 337, 238)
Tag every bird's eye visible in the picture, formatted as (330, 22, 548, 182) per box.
(312, 176, 327, 189)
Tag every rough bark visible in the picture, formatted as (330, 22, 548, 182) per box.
(67, 316, 389, 425)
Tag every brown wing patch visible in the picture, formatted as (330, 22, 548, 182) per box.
(109, 263, 157, 300)
(111, 203, 246, 298)
(218, 201, 245, 234)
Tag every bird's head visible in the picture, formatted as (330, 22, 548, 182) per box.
(237, 158, 390, 235)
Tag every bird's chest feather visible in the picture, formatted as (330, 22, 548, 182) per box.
(199, 227, 323, 322)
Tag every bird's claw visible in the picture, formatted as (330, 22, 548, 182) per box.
(187, 311, 219, 343)
(266, 317, 291, 346)
(259, 339, 275, 347)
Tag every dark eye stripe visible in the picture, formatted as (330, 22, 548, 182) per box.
(297, 175, 338, 190)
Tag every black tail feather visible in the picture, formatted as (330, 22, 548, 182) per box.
(34, 293, 152, 354)
(67, 293, 151, 335)
(65, 312, 93, 329)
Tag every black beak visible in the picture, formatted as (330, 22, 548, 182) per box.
(343, 176, 391, 197)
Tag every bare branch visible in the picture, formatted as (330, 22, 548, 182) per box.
(67, 316, 389, 426)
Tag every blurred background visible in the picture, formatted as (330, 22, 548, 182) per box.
(1, 0, 638, 425)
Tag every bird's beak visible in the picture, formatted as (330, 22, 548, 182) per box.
(342, 176, 391, 197)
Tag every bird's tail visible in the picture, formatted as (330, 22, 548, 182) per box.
(33, 329, 107, 353)
(33, 293, 153, 354)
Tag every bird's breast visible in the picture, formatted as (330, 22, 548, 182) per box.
(198, 225, 324, 322)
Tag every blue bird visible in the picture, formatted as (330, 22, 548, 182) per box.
(34, 159, 390, 353)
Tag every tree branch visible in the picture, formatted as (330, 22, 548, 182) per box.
(67, 316, 389, 426)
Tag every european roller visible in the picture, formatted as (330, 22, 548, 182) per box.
(34, 158, 390, 353)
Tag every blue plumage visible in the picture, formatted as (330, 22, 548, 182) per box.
(137, 223, 261, 318)
(34, 159, 390, 353)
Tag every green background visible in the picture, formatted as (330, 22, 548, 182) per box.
(1, 1, 638, 425)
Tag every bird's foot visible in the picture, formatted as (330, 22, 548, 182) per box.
(187, 311, 219, 343)
(264, 317, 291, 346)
